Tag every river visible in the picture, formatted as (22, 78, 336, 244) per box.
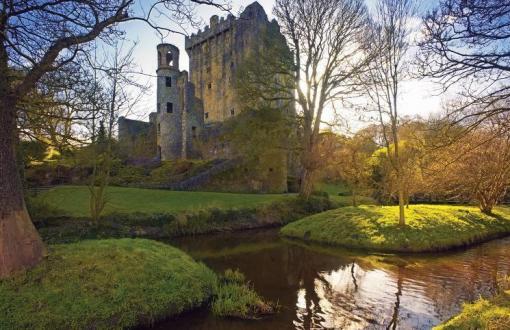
(152, 229, 510, 329)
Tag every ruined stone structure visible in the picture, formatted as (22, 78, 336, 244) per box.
(118, 2, 292, 192)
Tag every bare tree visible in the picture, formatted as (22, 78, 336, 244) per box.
(274, 0, 373, 198)
(419, 0, 510, 127)
(361, 0, 416, 225)
(0, 0, 229, 278)
(425, 115, 510, 214)
(88, 41, 147, 223)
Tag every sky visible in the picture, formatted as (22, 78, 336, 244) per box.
(120, 0, 447, 131)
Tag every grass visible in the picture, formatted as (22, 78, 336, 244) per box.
(281, 204, 510, 252)
(211, 269, 276, 319)
(316, 182, 375, 206)
(34, 185, 292, 217)
(0, 239, 217, 329)
(435, 282, 510, 329)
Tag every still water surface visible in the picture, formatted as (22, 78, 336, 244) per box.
(154, 229, 510, 329)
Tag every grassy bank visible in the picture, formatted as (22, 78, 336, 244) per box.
(281, 204, 510, 252)
(31, 187, 335, 244)
(435, 287, 510, 329)
(32, 185, 290, 217)
(0, 239, 216, 329)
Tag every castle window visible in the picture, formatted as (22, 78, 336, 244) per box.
(269, 168, 274, 172)
(205, 112, 209, 119)
(166, 102, 173, 113)
(157, 103, 160, 113)
(206, 67, 211, 73)
(192, 126, 197, 138)
(166, 77, 172, 87)
(230, 61, 234, 68)
(157, 123, 160, 134)
(230, 109, 235, 116)
(208, 83, 212, 89)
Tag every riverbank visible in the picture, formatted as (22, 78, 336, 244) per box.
(435, 284, 510, 329)
(0, 239, 217, 329)
(281, 204, 510, 252)
(30, 186, 336, 244)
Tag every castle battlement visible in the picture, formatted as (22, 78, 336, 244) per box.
(185, 1, 267, 50)
(185, 14, 235, 50)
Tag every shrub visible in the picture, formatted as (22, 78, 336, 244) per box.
(211, 269, 276, 319)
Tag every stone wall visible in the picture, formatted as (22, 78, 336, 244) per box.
(117, 117, 157, 159)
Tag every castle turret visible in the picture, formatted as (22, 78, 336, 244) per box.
(156, 43, 182, 160)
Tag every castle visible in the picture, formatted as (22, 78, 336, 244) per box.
(118, 2, 294, 192)
(119, 2, 285, 159)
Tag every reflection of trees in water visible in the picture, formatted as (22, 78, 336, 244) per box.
(386, 266, 403, 330)
(170, 231, 510, 329)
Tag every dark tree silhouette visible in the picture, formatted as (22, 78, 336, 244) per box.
(419, 0, 510, 126)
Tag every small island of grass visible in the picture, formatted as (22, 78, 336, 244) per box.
(0, 239, 217, 329)
(280, 205, 510, 252)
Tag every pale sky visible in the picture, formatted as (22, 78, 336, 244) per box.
(121, 0, 447, 131)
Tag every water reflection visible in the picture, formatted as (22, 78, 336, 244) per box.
(149, 230, 510, 330)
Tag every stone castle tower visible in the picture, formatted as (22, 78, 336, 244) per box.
(119, 1, 286, 161)
(185, 1, 273, 123)
(155, 44, 203, 160)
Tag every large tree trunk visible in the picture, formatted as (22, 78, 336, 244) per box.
(299, 168, 315, 199)
(0, 96, 46, 279)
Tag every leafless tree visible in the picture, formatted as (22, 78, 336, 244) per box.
(87, 41, 148, 223)
(0, 0, 229, 278)
(419, 0, 510, 128)
(274, 0, 373, 198)
(361, 0, 416, 225)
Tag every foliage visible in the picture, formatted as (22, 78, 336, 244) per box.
(424, 122, 510, 214)
(212, 269, 276, 319)
(281, 204, 510, 252)
(0, 239, 217, 329)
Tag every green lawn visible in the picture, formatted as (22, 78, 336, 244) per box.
(435, 289, 510, 330)
(281, 204, 510, 252)
(35, 185, 292, 217)
(0, 239, 216, 329)
(316, 182, 375, 206)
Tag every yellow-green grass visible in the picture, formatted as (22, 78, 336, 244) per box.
(0, 239, 216, 329)
(435, 290, 510, 330)
(35, 185, 292, 217)
(281, 204, 510, 252)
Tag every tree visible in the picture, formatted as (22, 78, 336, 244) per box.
(274, 0, 373, 198)
(425, 116, 510, 214)
(0, 0, 228, 278)
(335, 133, 375, 206)
(419, 0, 510, 127)
(361, 0, 416, 225)
(88, 42, 147, 223)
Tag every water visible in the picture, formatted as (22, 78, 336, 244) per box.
(152, 229, 510, 329)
